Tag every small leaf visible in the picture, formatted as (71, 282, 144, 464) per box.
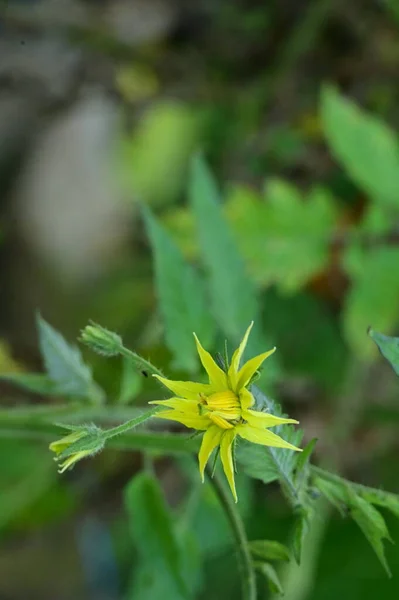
(118, 356, 143, 404)
(368, 329, 399, 376)
(37, 316, 103, 402)
(0, 373, 59, 395)
(292, 510, 310, 565)
(254, 561, 284, 595)
(124, 472, 188, 597)
(295, 437, 317, 480)
(314, 477, 347, 516)
(143, 206, 214, 372)
(321, 85, 399, 206)
(349, 493, 392, 577)
(189, 156, 259, 342)
(249, 540, 290, 562)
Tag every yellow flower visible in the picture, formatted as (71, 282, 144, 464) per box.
(50, 430, 94, 474)
(150, 322, 301, 501)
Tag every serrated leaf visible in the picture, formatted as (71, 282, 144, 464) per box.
(249, 540, 290, 562)
(124, 472, 188, 597)
(349, 493, 392, 577)
(0, 373, 59, 395)
(368, 329, 399, 376)
(189, 156, 259, 342)
(37, 316, 103, 402)
(238, 385, 303, 502)
(343, 248, 399, 358)
(255, 561, 284, 595)
(314, 477, 347, 516)
(225, 182, 336, 293)
(143, 206, 214, 372)
(321, 85, 399, 206)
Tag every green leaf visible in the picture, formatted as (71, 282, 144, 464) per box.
(189, 156, 259, 342)
(314, 477, 347, 516)
(343, 247, 399, 358)
(368, 329, 399, 376)
(295, 437, 318, 482)
(37, 316, 104, 402)
(249, 540, 290, 562)
(124, 472, 188, 597)
(349, 493, 392, 577)
(143, 206, 214, 372)
(321, 85, 399, 206)
(225, 182, 336, 293)
(118, 356, 143, 404)
(0, 373, 59, 395)
(254, 561, 284, 595)
(292, 509, 310, 565)
(238, 385, 303, 502)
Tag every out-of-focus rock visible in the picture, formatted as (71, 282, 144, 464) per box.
(14, 91, 132, 283)
(103, 0, 178, 45)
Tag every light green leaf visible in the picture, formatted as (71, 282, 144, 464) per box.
(225, 182, 336, 293)
(295, 437, 317, 483)
(189, 156, 259, 342)
(124, 472, 188, 598)
(143, 206, 214, 372)
(368, 329, 399, 376)
(349, 493, 392, 577)
(0, 373, 59, 395)
(120, 101, 199, 207)
(343, 248, 399, 358)
(314, 477, 347, 516)
(37, 315, 104, 402)
(249, 540, 290, 562)
(118, 356, 143, 404)
(255, 561, 284, 595)
(321, 85, 399, 206)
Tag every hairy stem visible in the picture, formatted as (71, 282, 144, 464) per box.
(208, 468, 256, 600)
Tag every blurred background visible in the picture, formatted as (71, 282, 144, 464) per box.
(1, 0, 399, 598)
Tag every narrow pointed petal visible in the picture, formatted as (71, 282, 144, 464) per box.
(149, 398, 200, 413)
(220, 429, 238, 502)
(243, 409, 299, 429)
(209, 413, 234, 429)
(237, 423, 302, 451)
(228, 322, 253, 391)
(236, 347, 276, 391)
(153, 374, 214, 400)
(198, 426, 223, 481)
(193, 333, 228, 389)
(156, 410, 209, 430)
(239, 387, 255, 410)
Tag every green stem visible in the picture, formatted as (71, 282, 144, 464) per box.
(103, 407, 160, 440)
(119, 347, 164, 378)
(209, 469, 256, 600)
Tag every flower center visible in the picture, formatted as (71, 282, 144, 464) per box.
(200, 390, 241, 426)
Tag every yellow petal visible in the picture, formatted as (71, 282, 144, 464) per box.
(236, 347, 276, 390)
(193, 333, 228, 389)
(228, 322, 253, 391)
(153, 374, 214, 400)
(220, 429, 238, 502)
(243, 408, 299, 429)
(239, 387, 255, 410)
(237, 423, 301, 451)
(156, 410, 209, 430)
(198, 425, 223, 481)
(209, 413, 235, 429)
(58, 450, 90, 473)
(149, 398, 200, 413)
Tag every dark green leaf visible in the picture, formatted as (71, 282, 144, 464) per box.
(349, 493, 392, 577)
(124, 472, 188, 597)
(189, 156, 259, 342)
(321, 85, 399, 206)
(143, 206, 214, 372)
(292, 510, 310, 565)
(295, 437, 318, 480)
(37, 315, 103, 401)
(254, 561, 284, 595)
(249, 540, 290, 562)
(368, 329, 399, 376)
